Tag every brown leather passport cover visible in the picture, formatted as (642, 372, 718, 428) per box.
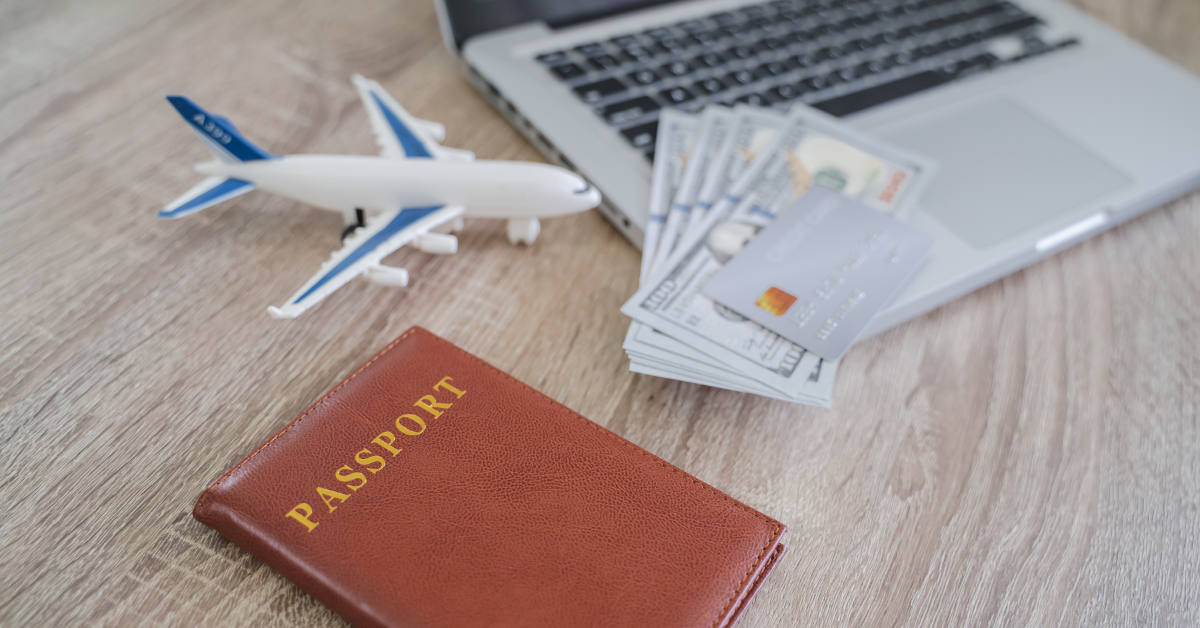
(194, 327, 786, 628)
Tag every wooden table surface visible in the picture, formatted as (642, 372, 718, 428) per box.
(3, 0, 1198, 625)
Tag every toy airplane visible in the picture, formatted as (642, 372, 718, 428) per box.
(160, 75, 601, 319)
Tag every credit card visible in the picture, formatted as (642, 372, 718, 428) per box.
(702, 186, 934, 361)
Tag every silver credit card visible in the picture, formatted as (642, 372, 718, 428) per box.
(702, 186, 934, 361)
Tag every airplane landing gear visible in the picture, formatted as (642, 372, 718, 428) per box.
(342, 208, 366, 240)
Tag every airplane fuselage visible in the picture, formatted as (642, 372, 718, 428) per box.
(198, 155, 599, 217)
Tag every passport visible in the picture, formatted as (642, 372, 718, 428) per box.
(193, 327, 787, 628)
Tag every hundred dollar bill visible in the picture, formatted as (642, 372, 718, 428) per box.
(639, 109, 698, 285)
(629, 359, 799, 402)
(627, 315, 835, 401)
(624, 110, 698, 386)
(630, 346, 837, 406)
(648, 107, 735, 274)
(681, 106, 787, 249)
(626, 108, 837, 405)
(627, 107, 828, 402)
(627, 334, 833, 406)
(622, 106, 936, 398)
(624, 112, 811, 403)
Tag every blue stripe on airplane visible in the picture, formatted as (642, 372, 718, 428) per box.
(166, 96, 271, 162)
(370, 92, 432, 158)
(292, 206, 444, 304)
(158, 178, 254, 219)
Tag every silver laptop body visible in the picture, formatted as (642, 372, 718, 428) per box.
(442, 0, 1200, 335)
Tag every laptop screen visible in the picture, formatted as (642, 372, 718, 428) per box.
(442, 0, 683, 49)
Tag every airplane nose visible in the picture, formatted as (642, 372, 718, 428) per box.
(580, 188, 601, 210)
(573, 181, 602, 209)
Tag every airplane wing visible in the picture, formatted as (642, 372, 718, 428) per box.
(352, 74, 473, 162)
(267, 204, 465, 319)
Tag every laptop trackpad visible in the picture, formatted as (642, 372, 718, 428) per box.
(883, 99, 1130, 249)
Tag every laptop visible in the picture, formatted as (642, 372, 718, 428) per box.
(438, 0, 1200, 335)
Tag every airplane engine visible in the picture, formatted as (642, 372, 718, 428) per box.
(440, 147, 476, 162)
(430, 217, 465, 234)
(507, 217, 540, 245)
(415, 119, 445, 142)
(414, 233, 458, 254)
(365, 264, 409, 287)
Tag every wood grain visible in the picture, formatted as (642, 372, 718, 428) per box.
(1, 0, 1197, 625)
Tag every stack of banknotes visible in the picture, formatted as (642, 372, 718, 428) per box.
(620, 104, 936, 407)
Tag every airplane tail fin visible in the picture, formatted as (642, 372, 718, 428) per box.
(158, 176, 255, 219)
(166, 95, 271, 163)
(159, 95, 267, 219)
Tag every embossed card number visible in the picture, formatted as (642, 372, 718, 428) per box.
(703, 186, 934, 361)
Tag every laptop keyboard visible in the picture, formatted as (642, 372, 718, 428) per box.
(534, 0, 1078, 161)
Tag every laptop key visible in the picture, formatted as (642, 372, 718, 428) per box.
(822, 67, 849, 87)
(969, 2, 1008, 19)
(801, 75, 831, 91)
(574, 78, 627, 104)
(874, 30, 900, 46)
(644, 26, 674, 40)
(842, 38, 869, 52)
(982, 15, 1040, 38)
(589, 54, 621, 70)
(601, 96, 661, 125)
(747, 16, 774, 30)
(686, 31, 722, 47)
(791, 52, 817, 69)
(710, 12, 738, 26)
(655, 37, 689, 54)
(782, 30, 810, 46)
(725, 69, 758, 86)
(628, 68, 662, 86)
(721, 44, 759, 61)
(758, 36, 787, 51)
(811, 69, 950, 116)
(620, 45, 656, 63)
(740, 5, 767, 18)
(693, 77, 729, 95)
(610, 34, 641, 48)
(809, 23, 837, 38)
(693, 51, 725, 68)
(937, 58, 967, 76)
(889, 51, 915, 67)
(753, 60, 790, 79)
(913, 42, 946, 59)
(661, 60, 694, 77)
(855, 58, 889, 75)
(776, 7, 803, 21)
(831, 66, 858, 83)
(550, 63, 586, 80)
(920, 16, 950, 32)
(719, 24, 753, 40)
(735, 92, 772, 106)
(766, 83, 802, 102)
(536, 51, 569, 66)
(660, 86, 696, 105)
(620, 121, 659, 149)
(574, 42, 607, 57)
(815, 45, 845, 61)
